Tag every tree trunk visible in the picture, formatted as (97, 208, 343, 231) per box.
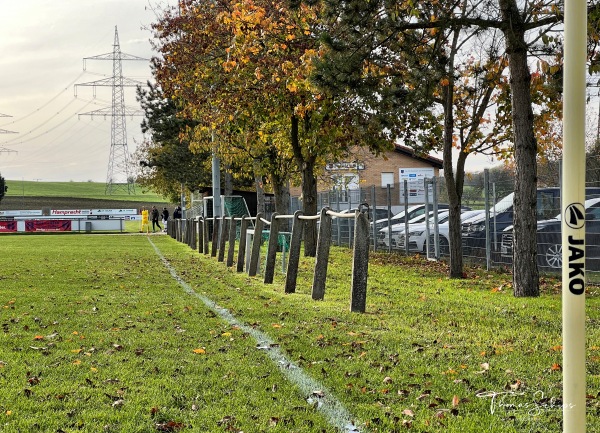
(253, 159, 265, 216)
(291, 114, 318, 256)
(442, 26, 466, 279)
(499, 0, 539, 297)
(273, 178, 291, 232)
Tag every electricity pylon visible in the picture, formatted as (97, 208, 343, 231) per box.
(75, 26, 147, 195)
(0, 113, 17, 154)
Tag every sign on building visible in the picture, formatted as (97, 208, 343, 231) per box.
(399, 168, 434, 203)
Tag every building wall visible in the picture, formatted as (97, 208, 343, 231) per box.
(355, 148, 441, 189)
(290, 147, 442, 208)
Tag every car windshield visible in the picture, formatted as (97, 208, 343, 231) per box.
(492, 193, 515, 214)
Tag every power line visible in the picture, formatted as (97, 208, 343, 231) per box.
(0, 113, 17, 154)
(0, 72, 87, 128)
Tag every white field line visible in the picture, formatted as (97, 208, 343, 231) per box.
(148, 238, 363, 433)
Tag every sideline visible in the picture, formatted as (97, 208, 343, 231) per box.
(147, 237, 363, 433)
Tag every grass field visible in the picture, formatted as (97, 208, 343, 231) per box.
(1, 180, 171, 213)
(2, 233, 599, 432)
(4, 180, 165, 203)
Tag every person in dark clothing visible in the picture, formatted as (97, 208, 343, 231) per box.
(161, 207, 169, 232)
(173, 206, 182, 219)
(151, 206, 162, 232)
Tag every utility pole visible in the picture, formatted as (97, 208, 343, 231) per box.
(75, 26, 147, 195)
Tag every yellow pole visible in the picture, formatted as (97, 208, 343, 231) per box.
(563, 0, 587, 431)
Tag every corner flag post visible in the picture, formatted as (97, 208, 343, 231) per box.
(563, 0, 587, 431)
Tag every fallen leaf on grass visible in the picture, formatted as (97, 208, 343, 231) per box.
(155, 421, 185, 431)
(112, 399, 125, 408)
(192, 348, 206, 354)
(402, 409, 414, 417)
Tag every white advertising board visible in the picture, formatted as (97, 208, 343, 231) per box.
(398, 168, 434, 204)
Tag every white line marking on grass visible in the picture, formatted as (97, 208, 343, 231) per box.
(148, 238, 363, 433)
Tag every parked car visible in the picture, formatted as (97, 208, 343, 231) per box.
(500, 197, 600, 270)
(330, 206, 393, 245)
(379, 209, 453, 249)
(372, 204, 450, 232)
(373, 204, 470, 247)
(401, 209, 485, 255)
(461, 188, 600, 257)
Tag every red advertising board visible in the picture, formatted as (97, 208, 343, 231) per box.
(25, 220, 71, 232)
(0, 220, 17, 232)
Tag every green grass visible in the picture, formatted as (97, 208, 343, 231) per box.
(2, 234, 600, 432)
(5, 180, 165, 203)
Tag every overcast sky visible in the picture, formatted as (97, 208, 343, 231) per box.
(0, 0, 500, 184)
(0, 0, 175, 182)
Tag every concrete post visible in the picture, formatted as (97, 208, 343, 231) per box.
(312, 208, 332, 300)
(351, 209, 369, 313)
(218, 215, 227, 262)
(190, 219, 196, 250)
(211, 218, 219, 257)
(264, 213, 280, 284)
(226, 216, 236, 267)
(197, 218, 203, 254)
(237, 216, 248, 272)
(248, 213, 264, 277)
(284, 211, 304, 293)
(203, 217, 210, 254)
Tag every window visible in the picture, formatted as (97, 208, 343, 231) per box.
(381, 172, 394, 188)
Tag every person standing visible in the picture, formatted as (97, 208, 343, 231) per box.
(173, 206, 182, 219)
(151, 206, 162, 232)
(161, 207, 169, 232)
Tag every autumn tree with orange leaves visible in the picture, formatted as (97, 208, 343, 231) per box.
(150, 0, 391, 255)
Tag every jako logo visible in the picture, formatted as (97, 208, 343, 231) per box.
(565, 203, 585, 229)
(566, 202, 585, 295)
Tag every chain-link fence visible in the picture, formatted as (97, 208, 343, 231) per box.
(295, 171, 600, 277)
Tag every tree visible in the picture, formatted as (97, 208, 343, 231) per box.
(312, 0, 567, 294)
(314, 0, 516, 278)
(134, 81, 213, 203)
(150, 0, 391, 255)
(0, 174, 6, 204)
